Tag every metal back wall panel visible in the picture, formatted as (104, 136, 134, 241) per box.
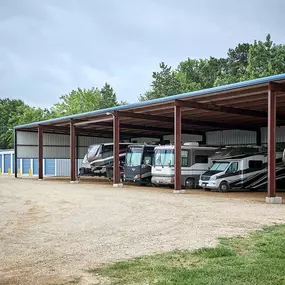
(45, 159, 55, 175)
(12, 154, 14, 174)
(33, 159, 38, 175)
(17, 159, 20, 172)
(22, 159, 31, 174)
(78, 136, 112, 147)
(17, 131, 37, 145)
(78, 147, 89, 160)
(261, 126, 285, 144)
(17, 131, 112, 159)
(4, 154, 11, 173)
(163, 134, 203, 144)
(43, 146, 70, 159)
(78, 159, 83, 170)
(44, 133, 69, 145)
(17, 146, 38, 158)
(56, 159, 70, 176)
(206, 130, 256, 146)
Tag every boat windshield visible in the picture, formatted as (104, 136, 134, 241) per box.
(210, 162, 230, 171)
(125, 147, 143, 166)
(154, 149, 174, 166)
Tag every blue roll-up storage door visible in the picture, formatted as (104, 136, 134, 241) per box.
(33, 159, 38, 175)
(17, 159, 20, 173)
(22, 159, 31, 174)
(4, 154, 11, 173)
(12, 154, 14, 174)
(45, 159, 55, 175)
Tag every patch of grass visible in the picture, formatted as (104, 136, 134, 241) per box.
(90, 224, 285, 285)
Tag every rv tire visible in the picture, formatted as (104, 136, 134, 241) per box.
(185, 178, 195, 189)
(219, 181, 229, 192)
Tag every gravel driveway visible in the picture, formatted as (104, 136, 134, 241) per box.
(1, 176, 284, 285)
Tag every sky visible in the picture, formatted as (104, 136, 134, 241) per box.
(1, 0, 285, 108)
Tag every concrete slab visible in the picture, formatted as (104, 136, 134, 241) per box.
(265, 196, 283, 204)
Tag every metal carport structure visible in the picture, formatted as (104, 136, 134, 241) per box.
(14, 74, 285, 202)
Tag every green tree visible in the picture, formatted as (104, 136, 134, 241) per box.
(141, 34, 285, 101)
(52, 84, 121, 116)
(139, 62, 183, 101)
(99, 83, 119, 109)
(51, 87, 101, 117)
(0, 99, 25, 149)
(246, 34, 285, 79)
(0, 99, 52, 149)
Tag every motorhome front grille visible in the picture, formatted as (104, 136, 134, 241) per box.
(201, 175, 211, 181)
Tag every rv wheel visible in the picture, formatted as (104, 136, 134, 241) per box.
(185, 178, 195, 189)
(219, 182, 229, 192)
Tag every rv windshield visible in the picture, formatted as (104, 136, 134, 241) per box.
(87, 144, 101, 162)
(125, 147, 143, 166)
(154, 149, 174, 166)
(210, 162, 230, 171)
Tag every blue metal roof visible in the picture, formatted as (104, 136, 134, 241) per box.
(14, 73, 285, 129)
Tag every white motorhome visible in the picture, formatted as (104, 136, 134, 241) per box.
(199, 147, 285, 192)
(151, 143, 216, 188)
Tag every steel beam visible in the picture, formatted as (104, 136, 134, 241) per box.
(113, 111, 120, 184)
(70, 120, 76, 182)
(267, 88, 276, 197)
(175, 99, 285, 121)
(14, 129, 17, 178)
(118, 111, 257, 131)
(38, 125, 43, 179)
(76, 134, 79, 178)
(93, 121, 203, 136)
(174, 105, 182, 191)
(269, 82, 285, 92)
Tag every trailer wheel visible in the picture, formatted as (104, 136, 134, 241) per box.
(219, 181, 229, 192)
(185, 178, 195, 189)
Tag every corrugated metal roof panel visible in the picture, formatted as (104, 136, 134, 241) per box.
(14, 73, 285, 130)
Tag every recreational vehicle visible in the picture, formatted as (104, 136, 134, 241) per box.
(151, 143, 216, 188)
(199, 147, 285, 192)
(79, 153, 92, 176)
(124, 144, 155, 184)
(80, 143, 130, 177)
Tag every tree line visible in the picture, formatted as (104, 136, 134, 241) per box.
(1, 34, 285, 149)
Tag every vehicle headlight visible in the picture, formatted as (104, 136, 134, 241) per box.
(210, 176, 216, 181)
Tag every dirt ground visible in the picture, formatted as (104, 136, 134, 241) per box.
(1, 176, 285, 285)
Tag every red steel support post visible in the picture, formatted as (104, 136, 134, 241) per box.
(14, 129, 18, 178)
(70, 120, 76, 182)
(38, 125, 43, 179)
(75, 135, 79, 178)
(267, 88, 276, 197)
(174, 104, 182, 191)
(113, 111, 120, 185)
